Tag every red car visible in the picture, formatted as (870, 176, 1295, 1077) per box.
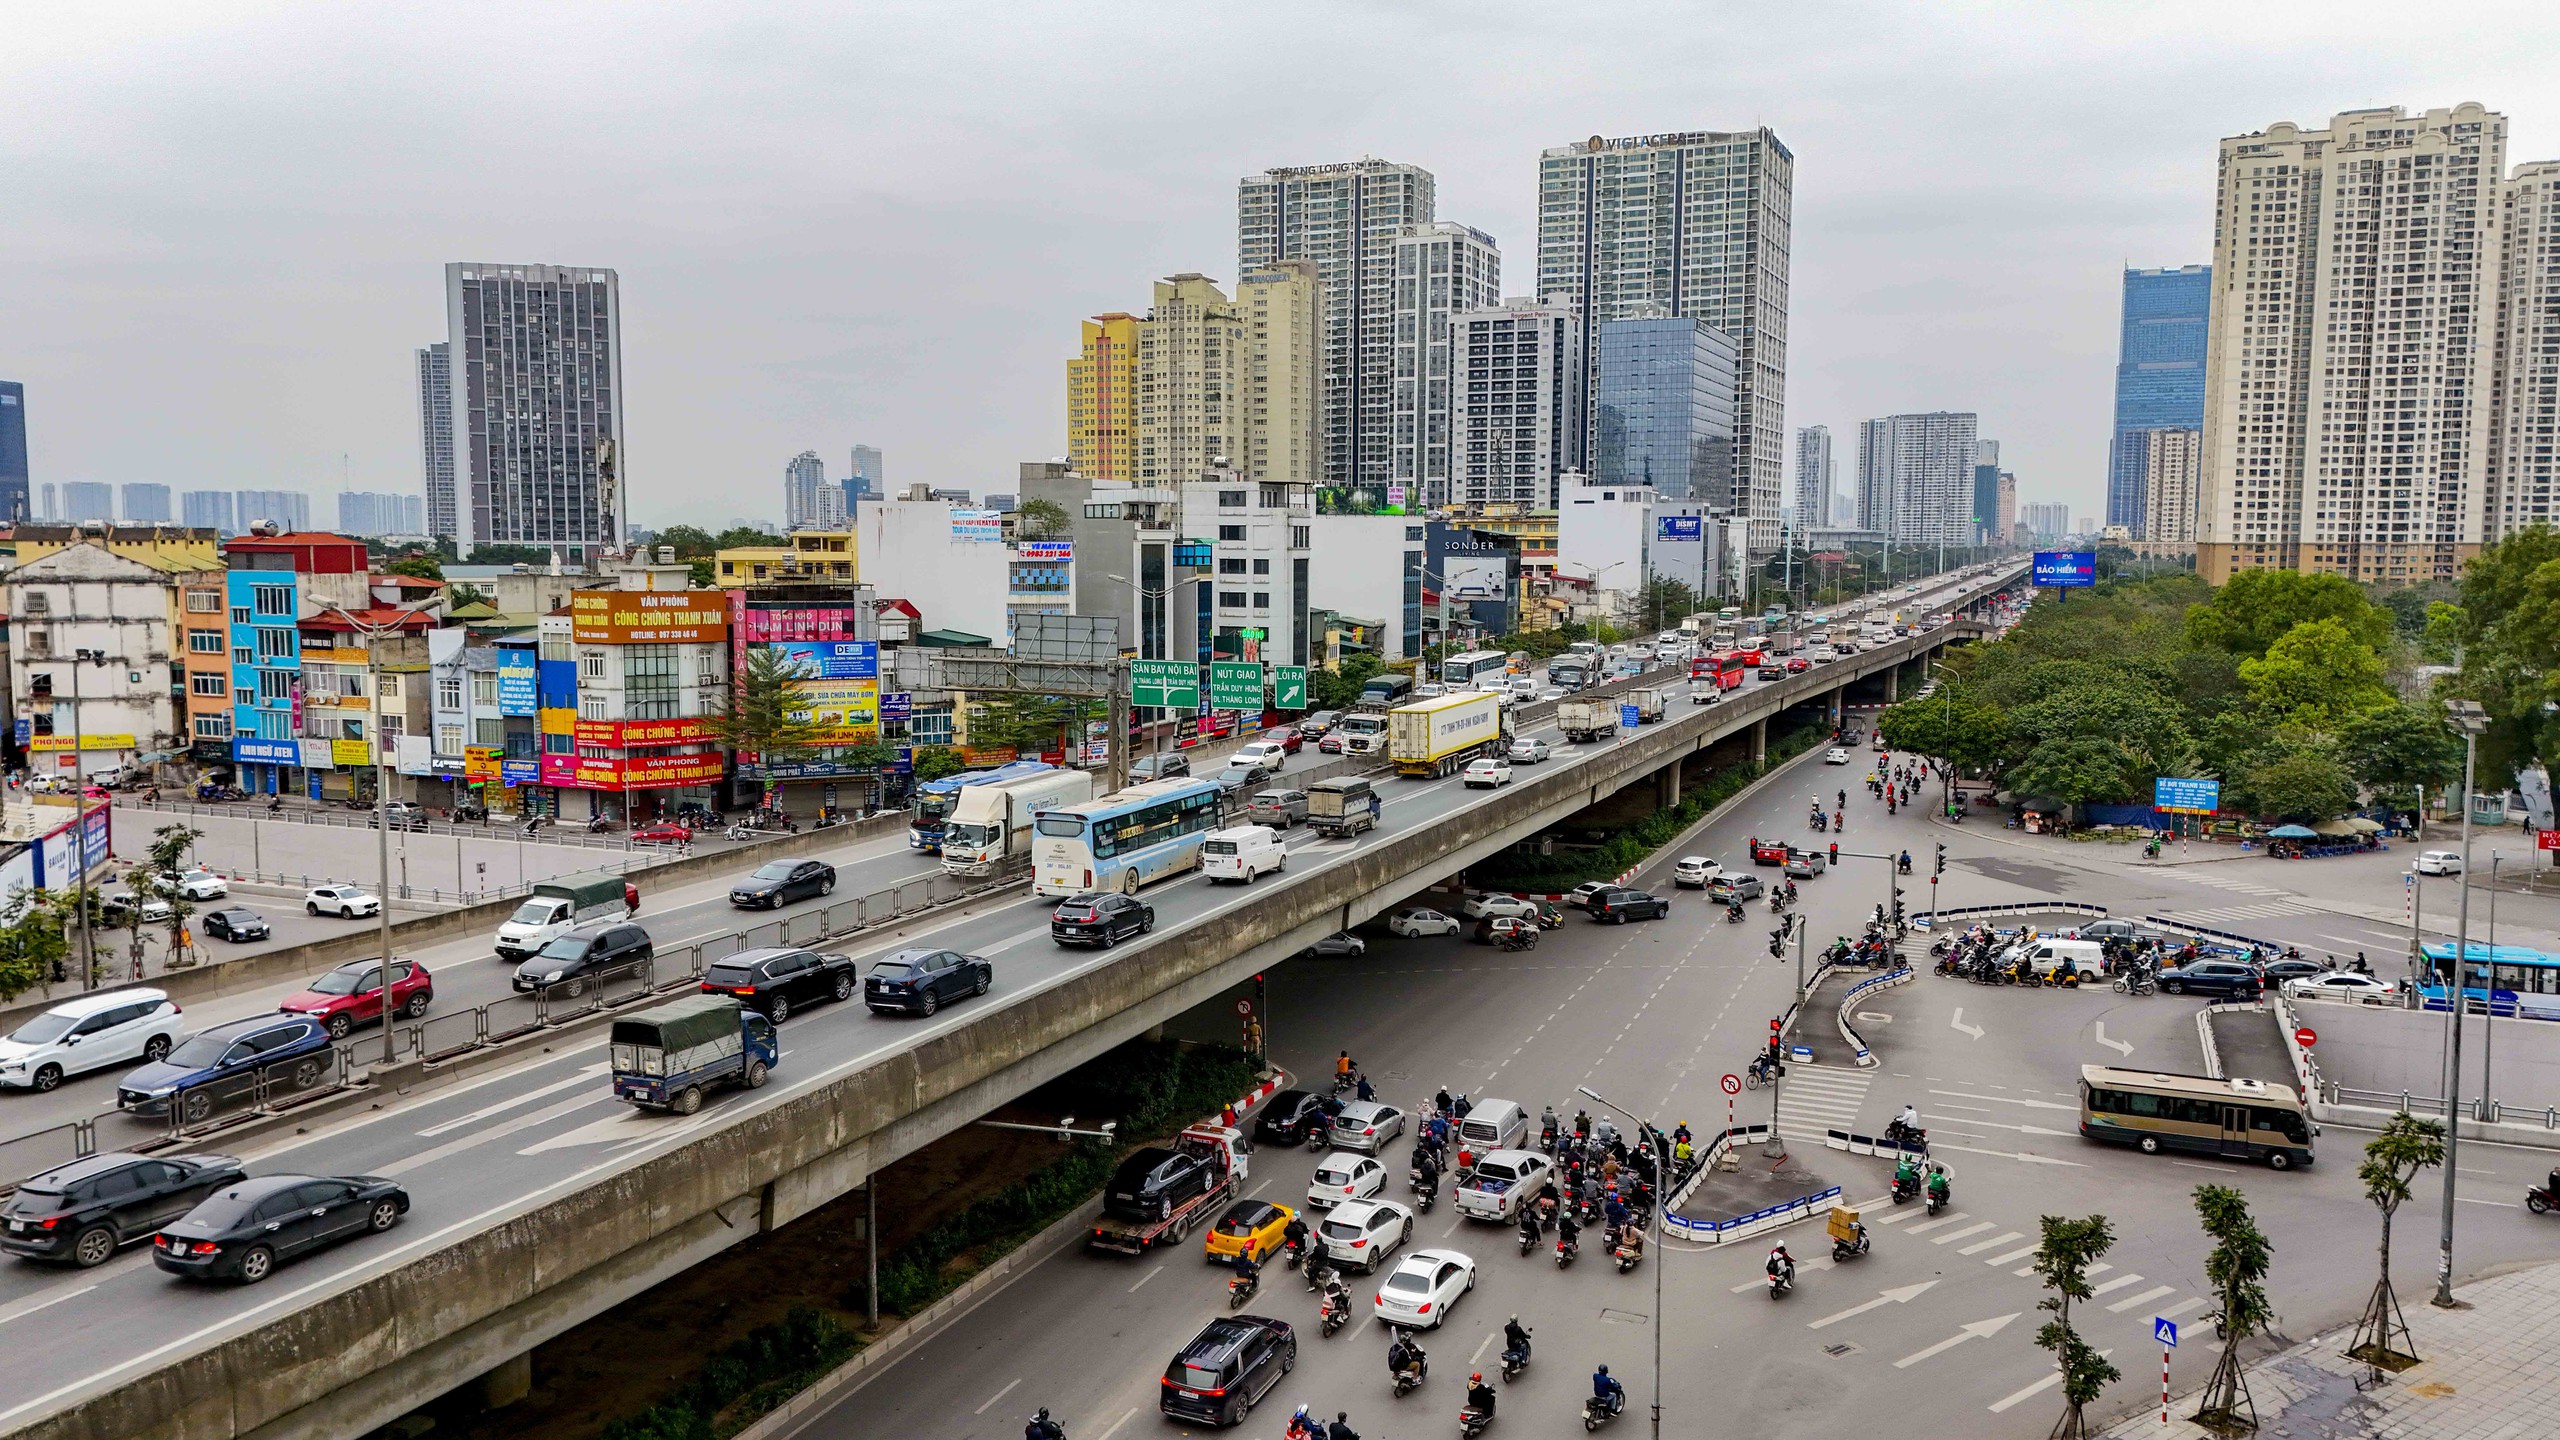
(629, 822, 695, 846)
(1784, 657, 1812, 674)
(278, 958, 434, 1039)
(1269, 727, 1304, 754)
(1317, 733, 1346, 754)
(1749, 837, 1790, 866)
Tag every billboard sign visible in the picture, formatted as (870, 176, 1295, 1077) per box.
(786, 677, 880, 744)
(771, 640, 879, 679)
(1209, 661, 1264, 711)
(500, 759, 540, 788)
(879, 691, 912, 724)
(2153, 777, 2221, 815)
(2031, 550, 2096, 588)
(232, 737, 299, 766)
(1130, 659, 1198, 710)
(1426, 522, 1521, 638)
(1656, 514, 1705, 541)
(951, 510, 1003, 543)
(497, 654, 538, 715)
(570, 591, 728, 644)
(464, 745, 502, 782)
(1272, 665, 1308, 710)
(1018, 539, 1073, 561)
(572, 717, 717, 748)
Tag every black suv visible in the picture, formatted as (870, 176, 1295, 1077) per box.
(514, 920, 654, 996)
(1105, 1145, 1215, 1222)
(702, 947, 861, 1023)
(1252, 1090, 1328, 1146)
(2, 1151, 245, 1267)
(1589, 887, 1672, 923)
(1050, 892, 1154, 949)
(2158, 959, 2264, 999)
(862, 948, 993, 1017)
(1161, 1315, 1296, 1427)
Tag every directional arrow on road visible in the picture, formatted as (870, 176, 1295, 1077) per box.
(1806, 1281, 1936, 1330)
(1892, 1312, 2020, 1368)
(1950, 1008, 1984, 1040)
(2092, 1021, 2133, 1057)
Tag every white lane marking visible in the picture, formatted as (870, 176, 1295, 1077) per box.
(415, 1063, 612, 1136)
(1927, 1089, 2076, 1112)
(1987, 1350, 2110, 1413)
(1925, 1141, 2088, 1169)
(2105, 1284, 2179, 1314)
(378, 1092, 611, 1177)
(1865, 1207, 1918, 1226)
(1949, 1008, 1983, 1040)
(1900, 1212, 1970, 1236)
(1128, 1265, 1164, 1294)
(1891, 1312, 2018, 1368)
(2091, 1022, 2133, 1057)
(0, 1286, 97, 1328)
(1096, 1406, 1142, 1440)
(974, 1377, 1021, 1415)
(2153, 1297, 2209, 1322)
(2458, 1196, 2520, 1208)
(1928, 1221, 1996, 1246)
(1957, 1231, 2025, 1255)
(1469, 1330, 1497, 1366)
(1805, 1281, 1935, 1330)
(1983, 1245, 2039, 1267)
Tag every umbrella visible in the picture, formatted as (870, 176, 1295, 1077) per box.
(2344, 817, 2385, 834)
(2020, 795, 2066, 813)
(2266, 824, 2319, 839)
(2310, 820, 2356, 837)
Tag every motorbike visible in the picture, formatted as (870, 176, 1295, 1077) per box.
(1613, 1240, 1643, 1275)
(1883, 1118, 1927, 1149)
(1925, 1180, 1952, 1217)
(1890, 1170, 1920, 1205)
(1768, 890, 1788, 913)
(1330, 1070, 1356, 1097)
(1305, 1114, 1334, 1151)
(1460, 1406, 1494, 1438)
(1499, 1341, 1530, 1382)
(1897, 855, 1912, 874)
(1496, 927, 1538, 953)
(1767, 1261, 1794, 1300)
(2527, 1177, 2558, 1215)
(1304, 1255, 1335, 1292)
(1283, 1236, 1304, 1270)
(1554, 1234, 1578, 1268)
(1519, 1219, 1541, 1256)
(587, 814, 612, 833)
(1320, 1293, 1350, 1337)
(2113, 969, 2157, 996)
(1536, 1192, 1560, 1229)
(1392, 1344, 1428, 1397)
(1582, 1395, 1623, 1431)
(1536, 903, 1566, 930)
(1227, 1269, 1258, 1309)
(1723, 903, 1745, 925)
(1831, 1225, 1870, 1263)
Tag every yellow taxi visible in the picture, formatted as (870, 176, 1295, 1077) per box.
(1202, 1198, 1295, 1266)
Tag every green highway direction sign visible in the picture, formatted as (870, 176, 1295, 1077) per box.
(1129, 659, 1198, 710)
(1271, 665, 1308, 709)
(1209, 661, 1266, 711)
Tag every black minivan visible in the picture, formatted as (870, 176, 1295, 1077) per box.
(1160, 1315, 1296, 1427)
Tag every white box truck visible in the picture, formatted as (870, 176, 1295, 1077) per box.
(1557, 698, 1618, 743)
(1388, 691, 1505, 777)
(495, 872, 636, 961)
(940, 767, 1099, 876)
(1628, 687, 1670, 724)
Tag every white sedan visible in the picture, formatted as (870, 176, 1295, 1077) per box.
(1463, 758, 1513, 789)
(1331, 1100, 1408, 1154)
(1459, 892, 1541, 922)
(1823, 747, 1852, 765)
(1506, 737, 1551, 765)
(1388, 907, 1462, 938)
(159, 870, 230, 901)
(1317, 1197, 1414, 1273)
(2284, 971, 2400, 1003)
(1306, 1152, 1387, 1212)
(303, 884, 382, 919)
(2414, 850, 2462, 876)
(1372, 1247, 1476, 1329)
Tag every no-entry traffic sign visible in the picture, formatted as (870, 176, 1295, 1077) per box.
(1721, 1073, 1742, 1096)
(1235, 1000, 1254, 1016)
(2294, 1026, 2317, 1048)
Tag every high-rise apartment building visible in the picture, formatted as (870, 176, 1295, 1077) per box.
(2490, 161, 2560, 534)
(2105, 266, 2210, 529)
(1856, 412, 1980, 547)
(235, 489, 312, 532)
(1972, 440, 2002, 543)
(181, 489, 236, 533)
(1067, 313, 1140, 481)
(783, 450, 845, 530)
(63, 482, 113, 523)
(440, 263, 626, 553)
(2198, 105, 2507, 584)
(1994, 470, 2018, 542)
(1449, 297, 1583, 508)
(1237, 159, 1438, 488)
(1590, 313, 1736, 503)
(1387, 224, 1501, 504)
(1235, 260, 1324, 486)
(37, 485, 56, 522)
(1136, 274, 1244, 484)
(416, 342, 456, 539)
(850, 445, 883, 492)
(0, 381, 25, 524)
(121, 483, 172, 524)
(337, 491, 426, 535)
(1792, 425, 1834, 531)
(2019, 501, 2072, 540)
(1537, 129, 1794, 559)
(2137, 428, 2204, 543)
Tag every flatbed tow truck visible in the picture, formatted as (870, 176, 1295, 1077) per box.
(1086, 1124, 1250, 1255)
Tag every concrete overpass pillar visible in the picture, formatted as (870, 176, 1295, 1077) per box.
(477, 1352, 532, 1411)
(1657, 759, 1683, 810)
(1750, 719, 1768, 769)
(1826, 690, 1844, 726)
(1883, 665, 1899, 703)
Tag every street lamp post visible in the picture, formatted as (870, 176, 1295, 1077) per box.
(68, 648, 109, 990)
(2435, 698, 2488, 1308)
(327, 604, 435, 1066)
(1105, 572, 1209, 777)
(1576, 1084, 1667, 1440)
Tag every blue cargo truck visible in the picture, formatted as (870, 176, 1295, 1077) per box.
(609, 995, 778, 1114)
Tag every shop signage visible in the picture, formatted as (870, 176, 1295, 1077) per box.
(330, 739, 372, 768)
(572, 717, 717, 747)
(1018, 540, 1073, 561)
(569, 590, 729, 644)
(232, 737, 299, 765)
(30, 734, 135, 752)
(771, 640, 879, 679)
(500, 759, 541, 787)
(787, 678, 880, 745)
(497, 654, 538, 715)
(464, 745, 502, 782)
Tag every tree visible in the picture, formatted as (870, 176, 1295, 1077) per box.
(467, 543, 560, 567)
(2032, 1213, 2122, 1440)
(2450, 526, 2560, 779)
(701, 647, 828, 763)
(1016, 498, 1071, 539)
(1310, 654, 1385, 713)
(910, 746, 968, 783)
(0, 892, 65, 1004)
(144, 825, 204, 970)
(1633, 575, 1699, 635)
(2236, 617, 2393, 730)
(2190, 1184, 2273, 1431)
(2186, 569, 2391, 658)
(2008, 736, 2132, 806)
(687, 559, 717, 589)
(2338, 703, 2463, 824)
(656, 524, 719, 558)
(384, 553, 444, 582)
(968, 695, 1069, 753)
(713, 526, 786, 551)
(1877, 690, 2009, 800)
(2007, 680, 2196, 781)
(447, 581, 491, 609)
(2346, 1111, 2443, 1372)
(2239, 747, 2357, 823)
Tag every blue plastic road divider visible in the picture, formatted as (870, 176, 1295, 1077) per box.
(1838, 967, 1912, 1066)
(1912, 900, 2108, 932)
(1664, 1186, 1844, 1242)
(1825, 1127, 1933, 1161)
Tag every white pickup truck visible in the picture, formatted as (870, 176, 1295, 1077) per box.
(1454, 1149, 1553, 1222)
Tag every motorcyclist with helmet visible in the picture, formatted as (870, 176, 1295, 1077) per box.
(1591, 1364, 1626, 1416)
(1026, 1408, 1065, 1440)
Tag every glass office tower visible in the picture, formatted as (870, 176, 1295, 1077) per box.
(1591, 316, 1737, 504)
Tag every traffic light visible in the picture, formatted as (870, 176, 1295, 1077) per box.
(1767, 1018, 1784, 1062)
(1768, 925, 1788, 960)
(1934, 843, 1947, 877)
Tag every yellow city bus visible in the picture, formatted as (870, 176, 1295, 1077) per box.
(2077, 1066, 2316, 1171)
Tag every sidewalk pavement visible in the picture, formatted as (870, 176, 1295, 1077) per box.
(2101, 1260, 2560, 1439)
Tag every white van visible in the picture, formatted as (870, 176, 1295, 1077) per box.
(1456, 1097, 1529, 1154)
(1200, 825, 1286, 884)
(2021, 938, 2106, 981)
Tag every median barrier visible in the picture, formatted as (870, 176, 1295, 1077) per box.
(1912, 900, 2108, 932)
(1837, 967, 1912, 1067)
(1660, 1123, 1841, 1246)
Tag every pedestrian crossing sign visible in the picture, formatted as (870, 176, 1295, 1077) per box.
(2153, 1317, 2177, 1348)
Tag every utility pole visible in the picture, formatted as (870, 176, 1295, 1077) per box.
(69, 649, 104, 990)
(2436, 700, 2488, 1308)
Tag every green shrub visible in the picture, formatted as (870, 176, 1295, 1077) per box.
(600, 1307, 856, 1440)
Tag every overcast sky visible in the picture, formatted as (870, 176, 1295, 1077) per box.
(7, 1, 2560, 531)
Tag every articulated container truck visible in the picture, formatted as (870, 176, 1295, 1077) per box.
(940, 768, 1099, 876)
(1387, 691, 1505, 778)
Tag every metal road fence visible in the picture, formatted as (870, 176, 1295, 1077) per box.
(120, 795, 665, 853)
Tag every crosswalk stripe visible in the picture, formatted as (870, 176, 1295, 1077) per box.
(2088, 1273, 2144, 1297)
(2106, 1284, 2180, 1314)
(1930, 1221, 1996, 1245)
(1902, 1211, 1970, 1236)
(1959, 1231, 2025, 1255)
(1983, 1244, 2039, 1266)
(2153, 1296, 2210, 1322)
(1987, 1350, 2111, 1413)
(1867, 1207, 1918, 1226)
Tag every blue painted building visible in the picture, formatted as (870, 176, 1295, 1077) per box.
(1590, 317, 1738, 506)
(0, 381, 26, 525)
(2105, 265, 2210, 530)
